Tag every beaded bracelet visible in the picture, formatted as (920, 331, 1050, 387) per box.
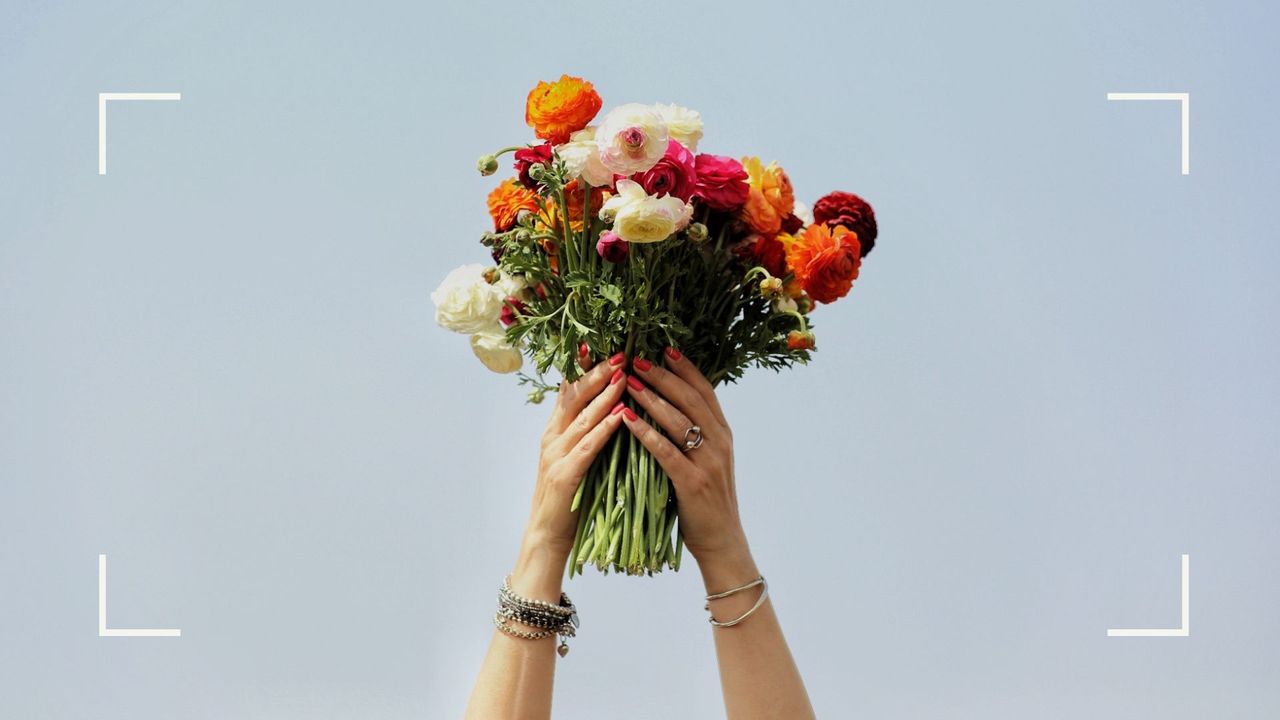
(494, 575, 579, 657)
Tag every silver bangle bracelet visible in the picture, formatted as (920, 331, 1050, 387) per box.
(704, 576, 769, 628)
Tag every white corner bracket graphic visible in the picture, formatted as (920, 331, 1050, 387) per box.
(97, 92, 181, 175)
(98, 554, 181, 637)
(1106, 92, 1190, 175)
(1107, 554, 1190, 637)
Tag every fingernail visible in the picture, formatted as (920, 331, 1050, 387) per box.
(633, 357, 652, 372)
(665, 346, 682, 361)
(578, 342, 589, 359)
(626, 376, 645, 392)
(608, 352, 626, 366)
(610, 369, 625, 385)
(622, 407, 638, 422)
(611, 401, 626, 415)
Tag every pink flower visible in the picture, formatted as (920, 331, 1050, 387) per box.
(693, 154, 750, 211)
(596, 230, 629, 264)
(629, 139, 697, 201)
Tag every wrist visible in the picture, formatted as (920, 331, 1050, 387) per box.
(694, 536, 758, 595)
(510, 531, 570, 604)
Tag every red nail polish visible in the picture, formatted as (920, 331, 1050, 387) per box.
(610, 369, 624, 385)
(622, 407, 638, 422)
(626, 376, 645, 392)
(633, 357, 652, 372)
(608, 352, 626, 366)
(664, 346, 682, 361)
(578, 342, 589, 359)
(611, 401, 626, 415)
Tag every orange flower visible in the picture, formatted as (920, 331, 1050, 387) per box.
(487, 180, 539, 232)
(781, 224, 862, 304)
(739, 157, 795, 235)
(525, 75, 603, 144)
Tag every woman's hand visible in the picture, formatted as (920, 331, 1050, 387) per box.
(618, 347, 753, 576)
(512, 354, 627, 600)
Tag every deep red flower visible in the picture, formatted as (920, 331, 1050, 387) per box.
(630, 139, 697, 201)
(812, 191, 878, 256)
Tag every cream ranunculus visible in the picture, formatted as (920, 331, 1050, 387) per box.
(595, 103, 669, 175)
(470, 328, 523, 374)
(652, 103, 703, 153)
(601, 179, 689, 243)
(558, 127, 614, 187)
(431, 263, 505, 334)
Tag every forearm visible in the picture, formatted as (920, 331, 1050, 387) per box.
(464, 535, 569, 720)
(698, 543, 815, 720)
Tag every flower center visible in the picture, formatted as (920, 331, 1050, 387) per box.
(621, 127, 646, 151)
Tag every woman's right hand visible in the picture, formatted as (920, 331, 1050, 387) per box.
(616, 347, 755, 578)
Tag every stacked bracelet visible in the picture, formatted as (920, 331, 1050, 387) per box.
(704, 575, 769, 628)
(493, 574, 579, 657)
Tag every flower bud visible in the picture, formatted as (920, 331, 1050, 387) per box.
(482, 267, 501, 284)
(516, 209, 535, 226)
(476, 154, 499, 176)
(527, 163, 546, 182)
(527, 387, 547, 404)
(796, 295, 815, 314)
(596, 230, 629, 264)
(686, 222, 709, 243)
(786, 330, 816, 351)
(759, 276, 784, 300)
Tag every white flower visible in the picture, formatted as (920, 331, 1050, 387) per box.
(773, 295, 799, 314)
(431, 263, 504, 334)
(558, 127, 614, 187)
(600, 179, 689, 243)
(652, 103, 703, 153)
(470, 328, 523, 374)
(595, 103, 668, 175)
(793, 199, 814, 227)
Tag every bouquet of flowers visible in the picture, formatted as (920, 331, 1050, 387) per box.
(433, 74, 878, 577)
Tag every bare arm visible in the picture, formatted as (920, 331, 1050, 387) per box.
(621, 347, 816, 720)
(464, 357, 626, 720)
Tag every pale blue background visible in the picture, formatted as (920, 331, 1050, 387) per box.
(2, 0, 1278, 717)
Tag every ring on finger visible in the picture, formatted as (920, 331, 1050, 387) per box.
(681, 425, 704, 452)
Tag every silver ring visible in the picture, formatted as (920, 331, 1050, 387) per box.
(682, 425, 704, 452)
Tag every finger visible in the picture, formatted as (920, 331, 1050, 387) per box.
(623, 372, 697, 442)
(551, 355, 625, 432)
(559, 365, 627, 449)
(619, 407, 699, 485)
(660, 346, 727, 426)
(555, 408, 625, 483)
(628, 356, 717, 431)
(577, 341, 591, 372)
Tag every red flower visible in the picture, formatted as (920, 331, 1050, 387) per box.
(692, 154, 750, 210)
(513, 143, 554, 190)
(812, 191, 878, 256)
(630, 139, 697, 201)
(749, 234, 787, 278)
